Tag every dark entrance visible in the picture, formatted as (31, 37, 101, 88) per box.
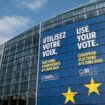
(18, 99, 26, 105)
(10, 99, 17, 105)
(1, 96, 26, 105)
(2, 100, 9, 105)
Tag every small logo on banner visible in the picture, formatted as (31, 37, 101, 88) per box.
(79, 67, 98, 76)
(41, 74, 59, 81)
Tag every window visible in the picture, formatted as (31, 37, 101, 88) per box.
(22, 62, 30, 69)
(33, 35, 39, 45)
(5, 80, 11, 85)
(1, 70, 6, 81)
(21, 75, 29, 81)
(30, 74, 36, 80)
(16, 51, 23, 58)
(24, 49, 31, 56)
(4, 85, 10, 95)
(98, 7, 105, 15)
(0, 81, 4, 86)
(25, 37, 32, 48)
(86, 10, 98, 18)
(20, 82, 28, 92)
(10, 44, 16, 54)
(28, 98, 35, 105)
(42, 24, 53, 32)
(29, 81, 36, 91)
(11, 84, 19, 94)
(21, 69, 29, 76)
(30, 69, 37, 74)
(53, 21, 62, 28)
(13, 70, 20, 78)
(97, 2, 105, 9)
(0, 86, 3, 96)
(63, 17, 73, 26)
(17, 40, 24, 51)
(74, 14, 85, 22)
(53, 15, 62, 22)
(32, 47, 38, 54)
(74, 8, 84, 15)
(6, 70, 13, 80)
(8, 55, 15, 61)
(63, 11, 73, 19)
(85, 4, 97, 12)
(31, 60, 37, 68)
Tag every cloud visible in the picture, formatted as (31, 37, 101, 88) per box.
(0, 16, 30, 44)
(22, 0, 47, 11)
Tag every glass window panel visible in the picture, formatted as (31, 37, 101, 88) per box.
(74, 14, 85, 22)
(20, 82, 28, 92)
(53, 15, 62, 22)
(63, 11, 73, 19)
(97, 2, 105, 9)
(29, 81, 36, 91)
(99, 8, 105, 15)
(86, 10, 98, 18)
(30, 74, 36, 80)
(17, 40, 24, 51)
(21, 75, 29, 81)
(0, 86, 3, 96)
(22, 62, 30, 69)
(25, 37, 32, 48)
(53, 21, 62, 28)
(6, 71, 13, 80)
(85, 4, 96, 12)
(4, 85, 10, 95)
(0, 81, 4, 86)
(30, 68, 37, 74)
(1, 70, 6, 81)
(28, 92, 35, 98)
(74, 8, 84, 15)
(98, 2, 103, 9)
(21, 69, 29, 76)
(13, 70, 20, 78)
(5, 80, 11, 85)
(11, 84, 19, 94)
(63, 17, 73, 26)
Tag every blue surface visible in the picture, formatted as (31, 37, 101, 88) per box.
(38, 15, 105, 105)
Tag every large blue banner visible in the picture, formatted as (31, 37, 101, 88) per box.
(38, 15, 105, 105)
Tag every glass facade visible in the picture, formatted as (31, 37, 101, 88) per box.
(0, 25, 40, 105)
(0, 0, 105, 105)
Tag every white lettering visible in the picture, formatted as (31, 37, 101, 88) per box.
(76, 26, 98, 49)
(42, 49, 58, 57)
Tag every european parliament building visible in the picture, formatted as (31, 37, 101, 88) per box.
(0, 0, 105, 105)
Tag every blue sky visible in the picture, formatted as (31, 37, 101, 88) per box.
(0, 0, 95, 44)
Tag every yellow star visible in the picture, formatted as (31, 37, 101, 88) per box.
(62, 86, 77, 104)
(84, 78, 102, 96)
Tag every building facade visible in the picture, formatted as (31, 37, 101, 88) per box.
(38, 0, 105, 105)
(0, 25, 40, 105)
(0, 0, 105, 105)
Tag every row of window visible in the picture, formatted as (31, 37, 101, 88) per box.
(1, 59, 37, 71)
(6, 28, 39, 47)
(3, 52, 38, 65)
(0, 71, 36, 83)
(41, 1, 105, 27)
(5, 40, 39, 56)
(0, 84, 36, 97)
(41, 6, 105, 32)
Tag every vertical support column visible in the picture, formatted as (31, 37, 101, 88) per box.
(35, 23, 41, 105)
